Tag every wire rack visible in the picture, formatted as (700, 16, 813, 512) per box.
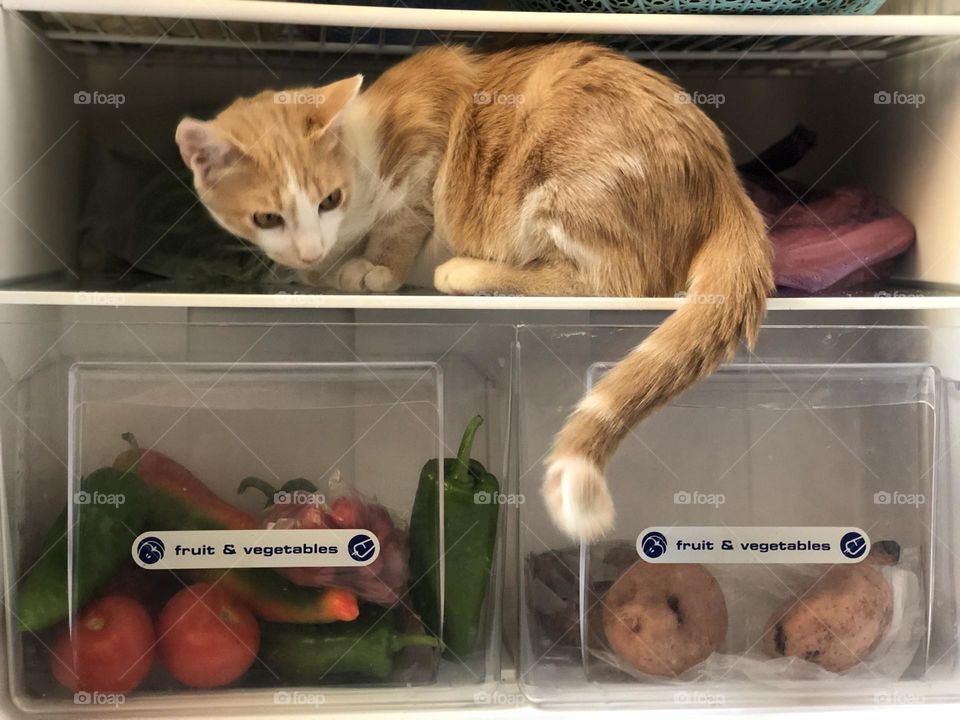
(24, 10, 959, 74)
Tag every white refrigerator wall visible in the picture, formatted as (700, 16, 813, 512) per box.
(0, 10, 82, 284)
(1, 7, 960, 290)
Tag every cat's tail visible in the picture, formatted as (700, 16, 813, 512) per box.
(542, 190, 773, 540)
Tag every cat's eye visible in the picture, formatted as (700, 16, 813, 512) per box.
(318, 189, 343, 213)
(252, 212, 284, 229)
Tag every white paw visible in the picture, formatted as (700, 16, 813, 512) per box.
(363, 265, 402, 292)
(542, 455, 615, 541)
(434, 258, 488, 296)
(337, 258, 375, 292)
(336, 258, 401, 293)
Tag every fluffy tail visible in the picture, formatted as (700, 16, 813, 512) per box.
(543, 193, 773, 540)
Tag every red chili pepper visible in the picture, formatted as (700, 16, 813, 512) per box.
(113, 434, 359, 624)
(113, 433, 257, 531)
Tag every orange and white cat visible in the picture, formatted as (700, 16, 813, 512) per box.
(176, 42, 773, 541)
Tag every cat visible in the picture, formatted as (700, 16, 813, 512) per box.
(176, 42, 774, 541)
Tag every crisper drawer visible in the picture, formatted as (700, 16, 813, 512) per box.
(518, 323, 960, 708)
(0, 321, 512, 714)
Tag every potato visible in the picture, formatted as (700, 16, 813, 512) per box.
(602, 562, 727, 677)
(761, 542, 898, 672)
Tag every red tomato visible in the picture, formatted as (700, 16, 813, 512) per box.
(157, 583, 259, 688)
(51, 596, 156, 693)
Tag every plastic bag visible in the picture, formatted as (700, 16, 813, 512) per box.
(588, 547, 923, 684)
(759, 186, 916, 295)
(738, 124, 916, 294)
(260, 472, 409, 607)
(527, 541, 924, 684)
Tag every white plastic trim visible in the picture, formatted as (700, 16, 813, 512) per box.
(1, 290, 958, 310)
(3, 0, 960, 36)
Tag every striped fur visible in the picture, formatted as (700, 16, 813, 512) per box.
(176, 42, 774, 540)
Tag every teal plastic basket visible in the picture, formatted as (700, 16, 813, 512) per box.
(509, 0, 886, 13)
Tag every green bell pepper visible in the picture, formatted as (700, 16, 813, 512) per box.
(259, 610, 438, 680)
(409, 415, 499, 657)
(16, 467, 148, 632)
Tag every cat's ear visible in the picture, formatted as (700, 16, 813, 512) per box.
(175, 117, 243, 187)
(304, 75, 364, 139)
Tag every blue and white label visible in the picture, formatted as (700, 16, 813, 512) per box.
(132, 529, 380, 570)
(640, 531, 668, 559)
(347, 533, 377, 562)
(637, 527, 870, 564)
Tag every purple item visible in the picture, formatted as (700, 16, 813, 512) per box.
(738, 125, 916, 294)
(746, 183, 916, 294)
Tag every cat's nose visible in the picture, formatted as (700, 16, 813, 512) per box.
(294, 235, 326, 265)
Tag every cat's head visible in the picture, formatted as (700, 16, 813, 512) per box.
(175, 75, 363, 270)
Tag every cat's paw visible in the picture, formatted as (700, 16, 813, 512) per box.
(336, 258, 402, 293)
(363, 265, 403, 292)
(434, 258, 492, 295)
(336, 258, 374, 291)
(542, 455, 615, 541)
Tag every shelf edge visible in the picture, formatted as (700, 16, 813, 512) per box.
(0, 291, 958, 311)
(3, 0, 960, 37)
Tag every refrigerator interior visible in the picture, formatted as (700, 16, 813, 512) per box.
(0, 0, 958, 297)
(0, 0, 959, 716)
(518, 323, 960, 707)
(0, 317, 514, 715)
